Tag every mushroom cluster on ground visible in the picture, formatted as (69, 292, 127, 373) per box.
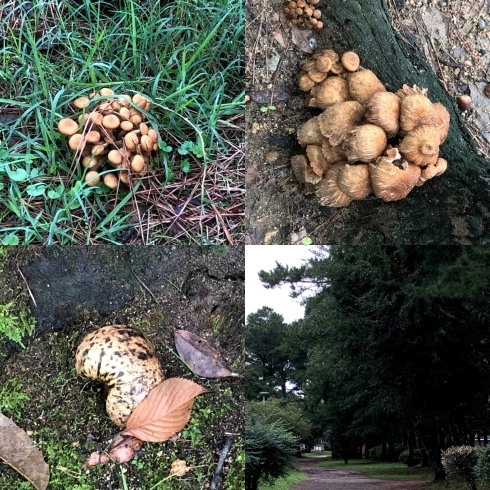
(292, 49, 450, 206)
(283, 0, 323, 29)
(57, 89, 160, 189)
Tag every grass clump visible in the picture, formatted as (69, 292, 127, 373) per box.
(258, 469, 307, 489)
(0, 0, 244, 245)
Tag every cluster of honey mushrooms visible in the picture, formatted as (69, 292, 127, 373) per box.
(57, 88, 159, 189)
(293, 49, 451, 206)
(283, 0, 323, 30)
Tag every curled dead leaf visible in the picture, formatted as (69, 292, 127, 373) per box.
(291, 25, 313, 53)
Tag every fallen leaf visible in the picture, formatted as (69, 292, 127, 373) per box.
(291, 25, 313, 53)
(249, 86, 292, 105)
(272, 29, 286, 48)
(0, 413, 50, 490)
(175, 329, 239, 378)
(121, 378, 209, 442)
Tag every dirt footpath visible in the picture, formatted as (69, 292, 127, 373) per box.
(292, 458, 428, 490)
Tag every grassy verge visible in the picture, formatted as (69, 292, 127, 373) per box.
(316, 458, 432, 481)
(258, 469, 307, 490)
(302, 451, 332, 458)
(0, 0, 244, 245)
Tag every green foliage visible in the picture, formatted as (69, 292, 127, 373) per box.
(0, 302, 35, 347)
(399, 449, 422, 466)
(245, 414, 298, 490)
(368, 445, 386, 461)
(246, 399, 312, 443)
(475, 445, 490, 485)
(442, 446, 480, 490)
(257, 469, 307, 489)
(0, 378, 30, 419)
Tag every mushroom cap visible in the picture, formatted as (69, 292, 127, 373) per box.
(58, 118, 79, 136)
(68, 133, 85, 151)
(309, 76, 349, 110)
(420, 157, 448, 182)
(140, 134, 153, 152)
(103, 173, 119, 189)
(369, 150, 421, 201)
(365, 92, 401, 138)
(318, 101, 365, 145)
(341, 51, 360, 72)
(108, 149, 123, 166)
(291, 154, 322, 184)
(124, 131, 139, 151)
(306, 145, 331, 177)
(298, 71, 317, 92)
(297, 116, 324, 146)
(432, 102, 450, 144)
(396, 84, 428, 101)
(321, 137, 345, 164)
(85, 130, 101, 144)
(316, 49, 339, 63)
(399, 94, 435, 135)
(131, 154, 146, 173)
(119, 169, 130, 185)
(398, 125, 440, 166)
(133, 93, 147, 109)
(315, 55, 332, 73)
(120, 120, 134, 131)
(84, 170, 101, 186)
(82, 155, 100, 169)
(342, 124, 388, 163)
(347, 69, 386, 106)
(338, 163, 372, 200)
(75, 325, 164, 428)
(102, 114, 120, 130)
(315, 162, 352, 207)
(100, 88, 115, 96)
(73, 96, 91, 109)
(148, 128, 159, 144)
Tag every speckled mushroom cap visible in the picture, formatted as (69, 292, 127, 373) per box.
(75, 325, 164, 428)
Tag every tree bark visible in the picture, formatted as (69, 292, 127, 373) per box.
(317, 0, 490, 244)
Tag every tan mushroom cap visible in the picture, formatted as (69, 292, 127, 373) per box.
(315, 55, 332, 73)
(131, 154, 146, 173)
(291, 154, 322, 184)
(75, 325, 164, 428)
(73, 96, 91, 109)
(108, 149, 123, 166)
(68, 133, 85, 151)
(347, 69, 386, 106)
(369, 148, 421, 202)
(420, 157, 448, 182)
(341, 51, 360, 72)
(338, 163, 372, 200)
(85, 130, 101, 144)
(309, 76, 349, 109)
(396, 84, 428, 101)
(306, 145, 331, 177)
(315, 162, 352, 207)
(322, 137, 345, 164)
(102, 114, 120, 130)
(399, 94, 435, 135)
(398, 125, 440, 166)
(342, 124, 387, 163)
(317, 49, 339, 63)
(82, 155, 100, 169)
(133, 93, 147, 109)
(298, 71, 317, 92)
(148, 128, 158, 144)
(91, 144, 106, 156)
(140, 134, 153, 152)
(307, 68, 328, 84)
(432, 102, 450, 144)
(120, 120, 134, 131)
(318, 101, 365, 146)
(124, 131, 139, 151)
(103, 173, 119, 189)
(297, 116, 324, 146)
(85, 170, 101, 186)
(99, 88, 115, 97)
(58, 118, 79, 136)
(365, 92, 401, 138)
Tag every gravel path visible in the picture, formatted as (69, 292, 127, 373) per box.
(292, 458, 429, 490)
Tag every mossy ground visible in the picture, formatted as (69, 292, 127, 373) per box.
(0, 246, 244, 490)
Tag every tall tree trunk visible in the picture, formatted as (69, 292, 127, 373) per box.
(316, 0, 490, 243)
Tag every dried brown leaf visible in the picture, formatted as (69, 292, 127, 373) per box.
(272, 29, 287, 48)
(291, 25, 313, 53)
(249, 86, 292, 105)
(0, 413, 50, 490)
(121, 378, 209, 442)
(175, 329, 237, 378)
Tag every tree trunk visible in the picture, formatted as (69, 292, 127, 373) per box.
(316, 0, 490, 244)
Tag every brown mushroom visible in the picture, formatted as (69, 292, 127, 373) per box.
(102, 114, 121, 130)
(399, 94, 435, 135)
(84, 170, 101, 187)
(432, 102, 450, 144)
(306, 145, 331, 177)
(338, 163, 372, 200)
(321, 137, 345, 164)
(73, 96, 91, 109)
(317, 101, 365, 145)
(315, 162, 352, 207)
(342, 124, 387, 163)
(398, 125, 439, 166)
(365, 92, 401, 138)
(299, 71, 317, 92)
(103, 173, 119, 189)
(297, 116, 324, 146)
(291, 154, 322, 184)
(340, 51, 360, 72)
(68, 133, 85, 151)
(57, 118, 79, 136)
(348, 69, 386, 106)
(309, 76, 349, 109)
(420, 157, 448, 182)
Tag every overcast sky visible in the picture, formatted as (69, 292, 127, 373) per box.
(245, 246, 321, 323)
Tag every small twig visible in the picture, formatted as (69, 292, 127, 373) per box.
(210, 438, 234, 490)
(130, 268, 158, 303)
(17, 268, 37, 307)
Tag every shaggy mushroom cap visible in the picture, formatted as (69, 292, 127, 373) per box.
(315, 162, 352, 207)
(318, 101, 365, 145)
(432, 102, 450, 144)
(399, 94, 435, 135)
(420, 157, 448, 183)
(338, 163, 372, 200)
(322, 137, 345, 164)
(342, 124, 387, 163)
(298, 72, 317, 92)
(291, 154, 322, 184)
(398, 125, 440, 166)
(297, 116, 324, 146)
(306, 145, 331, 177)
(309, 76, 349, 109)
(75, 325, 164, 428)
(369, 148, 421, 202)
(365, 92, 401, 138)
